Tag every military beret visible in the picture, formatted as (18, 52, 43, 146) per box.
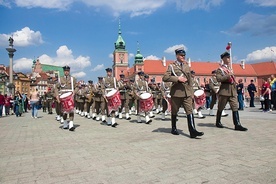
(62, 65, 70, 71)
(220, 52, 230, 59)
(105, 68, 112, 72)
(88, 80, 93, 83)
(98, 77, 103, 80)
(138, 71, 144, 76)
(144, 74, 149, 78)
(175, 47, 186, 55)
(119, 74, 125, 78)
(191, 70, 195, 74)
(211, 70, 217, 74)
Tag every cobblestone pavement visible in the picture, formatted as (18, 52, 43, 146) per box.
(0, 105, 275, 184)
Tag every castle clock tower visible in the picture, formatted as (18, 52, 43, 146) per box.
(113, 21, 128, 79)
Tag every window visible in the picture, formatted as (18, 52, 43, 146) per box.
(244, 77, 247, 83)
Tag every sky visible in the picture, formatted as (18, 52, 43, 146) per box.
(0, 0, 276, 82)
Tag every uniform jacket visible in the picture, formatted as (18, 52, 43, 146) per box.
(162, 61, 193, 98)
(216, 65, 237, 97)
(118, 80, 132, 100)
(92, 83, 105, 102)
(55, 75, 77, 97)
(134, 79, 150, 98)
(209, 76, 220, 94)
(160, 82, 171, 97)
(103, 76, 118, 95)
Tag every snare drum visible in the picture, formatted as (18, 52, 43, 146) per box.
(139, 92, 154, 112)
(60, 92, 75, 113)
(194, 89, 206, 110)
(106, 89, 121, 113)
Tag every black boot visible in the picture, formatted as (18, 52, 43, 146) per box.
(171, 115, 179, 135)
(187, 114, 204, 138)
(216, 110, 224, 128)
(233, 111, 248, 131)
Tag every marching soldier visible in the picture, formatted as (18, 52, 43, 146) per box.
(42, 92, 47, 113)
(160, 81, 172, 120)
(75, 82, 86, 117)
(92, 77, 106, 122)
(144, 74, 155, 118)
(162, 47, 204, 138)
(149, 78, 161, 115)
(191, 71, 205, 119)
(134, 71, 153, 124)
(103, 68, 119, 127)
(118, 74, 131, 120)
(45, 87, 54, 114)
(215, 52, 247, 131)
(209, 70, 228, 116)
(85, 80, 94, 119)
(53, 82, 62, 121)
(128, 78, 136, 115)
(55, 65, 77, 131)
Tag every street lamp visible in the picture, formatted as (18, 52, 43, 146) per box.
(6, 37, 16, 95)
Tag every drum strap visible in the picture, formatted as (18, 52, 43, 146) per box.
(210, 77, 219, 85)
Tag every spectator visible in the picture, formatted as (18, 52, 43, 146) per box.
(270, 75, 276, 110)
(236, 79, 244, 110)
(261, 78, 270, 112)
(4, 94, 11, 115)
(14, 91, 23, 117)
(0, 91, 5, 117)
(30, 87, 40, 118)
(247, 79, 257, 107)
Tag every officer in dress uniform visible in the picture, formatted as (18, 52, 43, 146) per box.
(209, 70, 228, 117)
(134, 71, 153, 124)
(118, 74, 131, 120)
(92, 77, 106, 122)
(191, 70, 205, 119)
(55, 65, 77, 131)
(103, 68, 119, 127)
(162, 47, 204, 138)
(215, 52, 247, 131)
(160, 81, 172, 120)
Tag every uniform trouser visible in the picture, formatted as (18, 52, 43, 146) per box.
(90, 100, 96, 114)
(95, 101, 106, 115)
(210, 94, 217, 109)
(162, 99, 168, 113)
(77, 101, 84, 112)
(154, 97, 161, 109)
(217, 95, 238, 112)
(119, 98, 130, 113)
(47, 100, 53, 113)
(55, 101, 61, 115)
(62, 112, 74, 121)
(171, 96, 193, 115)
(86, 101, 93, 113)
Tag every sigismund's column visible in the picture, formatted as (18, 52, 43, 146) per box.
(6, 37, 16, 95)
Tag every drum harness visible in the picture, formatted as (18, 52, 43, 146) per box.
(58, 76, 74, 95)
(103, 77, 117, 95)
(161, 81, 170, 97)
(135, 80, 149, 95)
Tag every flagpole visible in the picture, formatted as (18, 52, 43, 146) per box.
(227, 42, 232, 70)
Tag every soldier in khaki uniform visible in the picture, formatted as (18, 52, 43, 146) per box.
(84, 80, 94, 119)
(103, 68, 119, 127)
(55, 65, 77, 131)
(215, 52, 247, 131)
(160, 81, 172, 120)
(53, 83, 62, 121)
(45, 87, 54, 114)
(128, 78, 136, 115)
(75, 83, 86, 117)
(118, 74, 131, 120)
(92, 77, 106, 122)
(149, 78, 161, 115)
(191, 71, 205, 119)
(209, 70, 228, 117)
(144, 75, 155, 118)
(162, 47, 204, 138)
(134, 71, 153, 124)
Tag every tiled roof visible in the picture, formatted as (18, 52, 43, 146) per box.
(143, 60, 174, 74)
(41, 64, 64, 77)
(251, 61, 276, 76)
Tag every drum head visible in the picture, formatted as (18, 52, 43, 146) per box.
(140, 93, 151, 99)
(106, 89, 117, 97)
(60, 92, 72, 98)
(194, 90, 204, 97)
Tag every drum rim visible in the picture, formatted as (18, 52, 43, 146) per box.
(106, 89, 118, 97)
(60, 92, 73, 98)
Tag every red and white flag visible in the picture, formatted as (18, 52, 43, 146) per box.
(226, 42, 231, 51)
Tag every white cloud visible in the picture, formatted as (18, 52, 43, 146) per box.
(108, 53, 113, 59)
(13, 57, 34, 72)
(6, 0, 224, 17)
(129, 53, 134, 59)
(13, 45, 91, 77)
(229, 12, 276, 36)
(144, 55, 160, 60)
(0, 27, 44, 47)
(164, 44, 188, 54)
(91, 64, 104, 71)
(13, 0, 73, 9)
(245, 46, 276, 63)
(72, 71, 86, 78)
(173, 0, 223, 12)
(245, 0, 276, 7)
